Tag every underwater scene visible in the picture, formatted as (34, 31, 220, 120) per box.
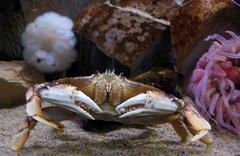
(0, 0, 240, 155)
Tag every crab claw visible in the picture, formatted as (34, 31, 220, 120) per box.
(232, 0, 240, 6)
(116, 91, 180, 118)
(39, 85, 102, 120)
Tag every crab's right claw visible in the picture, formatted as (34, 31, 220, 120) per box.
(38, 84, 102, 120)
(116, 91, 180, 118)
(26, 84, 102, 129)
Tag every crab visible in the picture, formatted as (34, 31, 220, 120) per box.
(11, 71, 213, 152)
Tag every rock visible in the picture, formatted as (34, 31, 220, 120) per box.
(74, 0, 181, 75)
(132, 68, 177, 94)
(109, 0, 181, 21)
(171, 0, 239, 75)
(20, 0, 104, 23)
(69, 35, 131, 77)
(0, 61, 44, 108)
(0, 0, 25, 60)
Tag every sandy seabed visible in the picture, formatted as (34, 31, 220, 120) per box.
(0, 105, 239, 156)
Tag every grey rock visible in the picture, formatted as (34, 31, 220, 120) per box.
(0, 61, 44, 108)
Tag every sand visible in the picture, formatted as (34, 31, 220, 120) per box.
(0, 105, 239, 156)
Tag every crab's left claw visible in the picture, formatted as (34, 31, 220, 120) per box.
(116, 91, 180, 118)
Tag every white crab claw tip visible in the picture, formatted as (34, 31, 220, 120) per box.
(75, 106, 95, 120)
(60, 104, 95, 120)
(75, 91, 102, 113)
(116, 93, 148, 110)
(84, 113, 95, 120)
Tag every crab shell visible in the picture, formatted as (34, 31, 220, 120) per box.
(11, 72, 213, 151)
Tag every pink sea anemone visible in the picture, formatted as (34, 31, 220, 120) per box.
(188, 31, 240, 136)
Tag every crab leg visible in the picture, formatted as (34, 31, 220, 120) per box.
(182, 104, 213, 147)
(26, 87, 60, 129)
(172, 120, 188, 142)
(187, 128, 213, 148)
(11, 107, 78, 152)
(11, 116, 37, 151)
(182, 130, 208, 146)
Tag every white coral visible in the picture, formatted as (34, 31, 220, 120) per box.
(22, 12, 77, 73)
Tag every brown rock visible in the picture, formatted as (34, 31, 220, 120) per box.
(20, 0, 104, 23)
(132, 68, 177, 94)
(0, 61, 44, 108)
(0, 0, 25, 60)
(171, 0, 240, 75)
(74, 0, 180, 67)
(110, 0, 181, 21)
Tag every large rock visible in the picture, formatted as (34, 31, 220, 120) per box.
(108, 0, 181, 21)
(0, 61, 44, 108)
(0, 0, 25, 60)
(171, 0, 239, 75)
(74, 0, 181, 75)
(20, 0, 104, 23)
